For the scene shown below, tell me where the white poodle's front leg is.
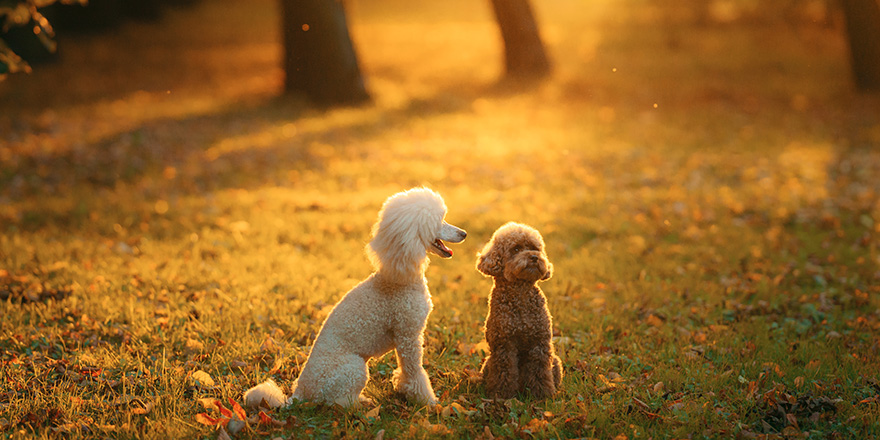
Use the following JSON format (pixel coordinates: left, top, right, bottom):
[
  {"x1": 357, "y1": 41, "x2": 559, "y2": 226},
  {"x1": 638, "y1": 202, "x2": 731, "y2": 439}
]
[{"x1": 392, "y1": 334, "x2": 437, "y2": 405}]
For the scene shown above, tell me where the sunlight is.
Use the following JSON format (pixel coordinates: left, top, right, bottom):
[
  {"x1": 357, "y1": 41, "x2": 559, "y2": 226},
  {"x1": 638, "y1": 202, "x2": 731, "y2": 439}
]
[{"x1": 3, "y1": 0, "x2": 880, "y2": 437}]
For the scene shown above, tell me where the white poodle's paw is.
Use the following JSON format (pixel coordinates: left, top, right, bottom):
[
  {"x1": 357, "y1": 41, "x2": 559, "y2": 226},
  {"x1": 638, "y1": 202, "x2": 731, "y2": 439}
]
[
  {"x1": 332, "y1": 393, "x2": 372, "y2": 408},
  {"x1": 243, "y1": 380, "x2": 287, "y2": 409},
  {"x1": 358, "y1": 394, "x2": 376, "y2": 406},
  {"x1": 392, "y1": 368, "x2": 437, "y2": 405}
]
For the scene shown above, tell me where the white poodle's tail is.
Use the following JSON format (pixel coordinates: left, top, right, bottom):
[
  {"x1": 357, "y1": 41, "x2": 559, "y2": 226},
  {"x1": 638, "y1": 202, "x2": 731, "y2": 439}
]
[{"x1": 243, "y1": 379, "x2": 288, "y2": 409}]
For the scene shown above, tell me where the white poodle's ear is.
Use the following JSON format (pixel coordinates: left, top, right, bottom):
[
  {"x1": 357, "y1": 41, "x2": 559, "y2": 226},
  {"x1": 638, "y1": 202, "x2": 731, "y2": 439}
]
[
  {"x1": 366, "y1": 189, "x2": 441, "y2": 280},
  {"x1": 367, "y1": 214, "x2": 427, "y2": 279},
  {"x1": 476, "y1": 240, "x2": 504, "y2": 278}
]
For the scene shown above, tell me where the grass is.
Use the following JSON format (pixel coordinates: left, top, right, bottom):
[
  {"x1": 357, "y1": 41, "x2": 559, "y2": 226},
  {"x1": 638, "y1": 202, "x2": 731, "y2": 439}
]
[{"x1": 2, "y1": 0, "x2": 880, "y2": 438}]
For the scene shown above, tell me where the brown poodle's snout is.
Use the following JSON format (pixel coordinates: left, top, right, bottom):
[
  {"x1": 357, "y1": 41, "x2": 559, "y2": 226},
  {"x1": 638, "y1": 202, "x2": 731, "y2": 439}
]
[{"x1": 504, "y1": 248, "x2": 552, "y2": 283}]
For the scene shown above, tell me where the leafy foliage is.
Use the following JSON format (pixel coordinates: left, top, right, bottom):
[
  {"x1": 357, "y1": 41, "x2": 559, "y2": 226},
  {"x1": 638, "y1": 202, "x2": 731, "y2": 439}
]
[{"x1": 0, "y1": 0, "x2": 85, "y2": 77}]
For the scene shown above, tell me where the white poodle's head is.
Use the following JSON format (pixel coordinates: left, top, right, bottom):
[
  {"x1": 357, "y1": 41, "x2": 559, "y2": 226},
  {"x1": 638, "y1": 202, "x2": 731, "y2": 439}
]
[{"x1": 367, "y1": 187, "x2": 467, "y2": 281}]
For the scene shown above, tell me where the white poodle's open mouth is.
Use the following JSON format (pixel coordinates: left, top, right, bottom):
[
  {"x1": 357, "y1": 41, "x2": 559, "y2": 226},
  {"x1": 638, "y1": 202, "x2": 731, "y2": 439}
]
[
  {"x1": 431, "y1": 239, "x2": 453, "y2": 258},
  {"x1": 428, "y1": 222, "x2": 466, "y2": 259}
]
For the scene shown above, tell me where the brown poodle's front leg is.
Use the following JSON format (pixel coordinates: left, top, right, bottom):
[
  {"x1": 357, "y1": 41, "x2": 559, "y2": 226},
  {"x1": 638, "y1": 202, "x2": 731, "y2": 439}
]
[
  {"x1": 481, "y1": 344, "x2": 520, "y2": 399},
  {"x1": 521, "y1": 344, "x2": 557, "y2": 399}
]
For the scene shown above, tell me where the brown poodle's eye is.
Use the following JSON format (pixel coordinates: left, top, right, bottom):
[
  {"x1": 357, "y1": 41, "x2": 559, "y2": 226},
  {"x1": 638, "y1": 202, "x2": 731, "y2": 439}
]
[{"x1": 511, "y1": 246, "x2": 521, "y2": 254}]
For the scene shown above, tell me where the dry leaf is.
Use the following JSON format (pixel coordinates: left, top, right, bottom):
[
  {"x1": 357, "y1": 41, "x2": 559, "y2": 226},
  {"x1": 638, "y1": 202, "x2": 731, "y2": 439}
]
[
  {"x1": 261, "y1": 337, "x2": 281, "y2": 354},
  {"x1": 228, "y1": 398, "x2": 247, "y2": 421},
  {"x1": 186, "y1": 338, "x2": 205, "y2": 351},
  {"x1": 478, "y1": 426, "x2": 495, "y2": 440},
  {"x1": 191, "y1": 370, "x2": 215, "y2": 388},
  {"x1": 653, "y1": 381, "x2": 665, "y2": 393},
  {"x1": 364, "y1": 405, "x2": 381, "y2": 420},
  {"x1": 214, "y1": 401, "x2": 234, "y2": 419},
  {"x1": 523, "y1": 418, "x2": 549, "y2": 432},
  {"x1": 440, "y1": 402, "x2": 466, "y2": 417},
  {"x1": 130, "y1": 401, "x2": 153, "y2": 415},
  {"x1": 250, "y1": 411, "x2": 289, "y2": 428},
  {"x1": 198, "y1": 398, "x2": 220, "y2": 411},
  {"x1": 268, "y1": 357, "x2": 286, "y2": 375},
  {"x1": 457, "y1": 340, "x2": 490, "y2": 355},
  {"x1": 195, "y1": 413, "x2": 227, "y2": 427},
  {"x1": 785, "y1": 413, "x2": 799, "y2": 429},
  {"x1": 416, "y1": 418, "x2": 450, "y2": 435}
]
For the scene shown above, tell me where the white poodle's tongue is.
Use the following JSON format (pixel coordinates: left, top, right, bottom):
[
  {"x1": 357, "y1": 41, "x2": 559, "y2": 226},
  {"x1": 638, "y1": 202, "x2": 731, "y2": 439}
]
[{"x1": 433, "y1": 239, "x2": 452, "y2": 257}]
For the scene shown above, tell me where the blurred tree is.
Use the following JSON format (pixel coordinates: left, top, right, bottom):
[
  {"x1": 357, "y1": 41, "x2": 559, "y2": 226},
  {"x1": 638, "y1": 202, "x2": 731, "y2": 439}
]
[
  {"x1": 490, "y1": 0, "x2": 551, "y2": 78},
  {"x1": 0, "y1": 0, "x2": 84, "y2": 77},
  {"x1": 1, "y1": 0, "x2": 176, "y2": 78},
  {"x1": 840, "y1": 0, "x2": 880, "y2": 91},
  {"x1": 279, "y1": 0, "x2": 369, "y2": 106},
  {"x1": 278, "y1": 0, "x2": 551, "y2": 106}
]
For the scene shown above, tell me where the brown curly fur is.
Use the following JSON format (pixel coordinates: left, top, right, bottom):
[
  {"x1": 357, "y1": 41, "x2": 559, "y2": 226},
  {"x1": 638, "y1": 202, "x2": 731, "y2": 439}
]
[{"x1": 477, "y1": 222, "x2": 563, "y2": 399}]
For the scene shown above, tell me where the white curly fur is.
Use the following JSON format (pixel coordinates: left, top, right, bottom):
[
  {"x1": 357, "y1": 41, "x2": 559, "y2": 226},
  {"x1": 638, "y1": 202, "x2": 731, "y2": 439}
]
[{"x1": 244, "y1": 188, "x2": 466, "y2": 408}]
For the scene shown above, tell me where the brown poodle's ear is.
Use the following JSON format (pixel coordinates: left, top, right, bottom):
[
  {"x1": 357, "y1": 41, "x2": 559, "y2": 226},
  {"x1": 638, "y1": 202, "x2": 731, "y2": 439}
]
[
  {"x1": 476, "y1": 241, "x2": 504, "y2": 277},
  {"x1": 540, "y1": 262, "x2": 553, "y2": 281}
]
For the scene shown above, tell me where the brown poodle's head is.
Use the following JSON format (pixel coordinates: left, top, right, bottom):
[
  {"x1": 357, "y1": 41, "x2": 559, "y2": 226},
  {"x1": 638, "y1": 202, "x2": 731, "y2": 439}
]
[{"x1": 476, "y1": 222, "x2": 552, "y2": 283}]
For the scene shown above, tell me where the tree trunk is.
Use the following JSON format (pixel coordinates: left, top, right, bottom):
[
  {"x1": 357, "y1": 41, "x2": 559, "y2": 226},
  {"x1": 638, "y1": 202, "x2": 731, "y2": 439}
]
[
  {"x1": 279, "y1": 0, "x2": 370, "y2": 105},
  {"x1": 840, "y1": 0, "x2": 880, "y2": 92},
  {"x1": 489, "y1": 0, "x2": 551, "y2": 78}
]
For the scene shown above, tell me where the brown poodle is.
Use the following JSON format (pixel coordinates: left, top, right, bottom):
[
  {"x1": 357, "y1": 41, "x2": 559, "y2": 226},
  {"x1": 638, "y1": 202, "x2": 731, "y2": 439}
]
[{"x1": 476, "y1": 222, "x2": 563, "y2": 399}]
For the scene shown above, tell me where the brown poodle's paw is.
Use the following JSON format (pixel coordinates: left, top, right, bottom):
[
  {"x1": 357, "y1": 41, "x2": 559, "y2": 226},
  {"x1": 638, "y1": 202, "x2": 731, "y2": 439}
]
[
  {"x1": 528, "y1": 382, "x2": 556, "y2": 400},
  {"x1": 487, "y1": 387, "x2": 518, "y2": 400}
]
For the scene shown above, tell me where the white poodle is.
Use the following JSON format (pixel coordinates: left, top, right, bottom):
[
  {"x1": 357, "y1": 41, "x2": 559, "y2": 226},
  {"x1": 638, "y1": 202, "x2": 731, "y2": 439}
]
[{"x1": 244, "y1": 187, "x2": 466, "y2": 408}]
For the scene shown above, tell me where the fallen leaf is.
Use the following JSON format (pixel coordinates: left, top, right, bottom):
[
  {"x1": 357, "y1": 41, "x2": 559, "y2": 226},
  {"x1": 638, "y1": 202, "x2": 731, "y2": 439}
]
[
  {"x1": 228, "y1": 398, "x2": 247, "y2": 421},
  {"x1": 214, "y1": 401, "x2": 234, "y2": 419},
  {"x1": 440, "y1": 402, "x2": 466, "y2": 417},
  {"x1": 261, "y1": 337, "x2": 281, "y2": 354},
  {"x1": 256, "y1": 411, "x2": 286, "y2": 427},
  {"x1": 191, "y1": 370, "x2": 215, "y2": 388},
  {"x1": 364, "y1": 405, "x2": 381, "y2": 420},
  {"x1": 478, "y1": 425, "x2": 494, "y2": 440},
  {"x1": 522, "y1": 418, "x2": 548, "y2": 432},
  {"x1": 198, "y1": 398, "x2": 219, "y2": 411},
  {"x1": 130, "y1": 401, "x2": 153, "y2": 415},
  {"x1": 195, "y1": 413, "x2": 226, "y2": 427},
  {"x1": 457, "y1": 340, "x2": 490, "y2": 355},
  {"x1": 186, "y1": 338, "x2": 205, "y2": 351}
]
